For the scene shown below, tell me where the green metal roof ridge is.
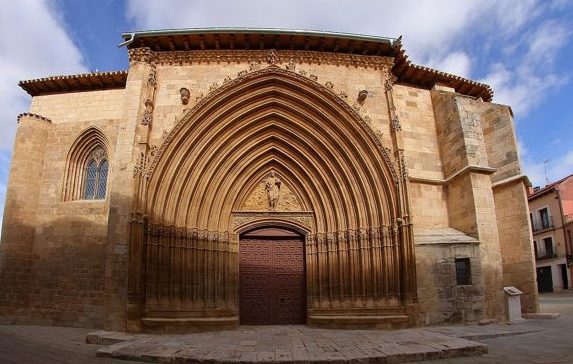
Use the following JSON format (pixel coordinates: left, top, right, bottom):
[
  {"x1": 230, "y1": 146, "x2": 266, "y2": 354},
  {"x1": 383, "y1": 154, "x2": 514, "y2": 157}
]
[{"x1": 120, "y1": 27, "x2": 399, "y2": 47}]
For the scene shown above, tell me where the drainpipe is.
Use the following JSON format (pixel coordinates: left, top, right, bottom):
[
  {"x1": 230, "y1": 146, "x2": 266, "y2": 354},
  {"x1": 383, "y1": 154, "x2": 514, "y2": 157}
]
[
  {"x1": 556, "y1": 188, "x2": 571, "y2": 287},
  {"x1": 119, "y1": 32, "x2": 135, "y2": 48}
]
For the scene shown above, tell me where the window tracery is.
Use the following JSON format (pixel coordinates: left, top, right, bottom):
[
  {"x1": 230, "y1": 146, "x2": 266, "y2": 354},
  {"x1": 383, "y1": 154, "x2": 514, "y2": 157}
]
[
  {"x1": 83, "y1": 147, "x2": 108, "y2": 200},
  {"x1": 62, "y1": 128, "x2": 110, "y2": 201}
]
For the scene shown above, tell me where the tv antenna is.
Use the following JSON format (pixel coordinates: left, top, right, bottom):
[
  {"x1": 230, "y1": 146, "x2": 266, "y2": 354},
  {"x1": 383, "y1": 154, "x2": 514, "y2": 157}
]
[{"x1": 543, "y1": 159, "x2": 551, "y2": 185}]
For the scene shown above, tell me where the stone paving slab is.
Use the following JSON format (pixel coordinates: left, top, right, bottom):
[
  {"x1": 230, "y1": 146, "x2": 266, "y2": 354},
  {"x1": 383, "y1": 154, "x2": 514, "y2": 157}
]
[
  {"x1": 426, "y1": 323, "x2": 544, "y2": 341},
  {"x1": 91, "y1": 326, "x2": 487, "y2": 363},
  {"x1": 522, "y1": 313, "x2": 560, "y2": 320}
]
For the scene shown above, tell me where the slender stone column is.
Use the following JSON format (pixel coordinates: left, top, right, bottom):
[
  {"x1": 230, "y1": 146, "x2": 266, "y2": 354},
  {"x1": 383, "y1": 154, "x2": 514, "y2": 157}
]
[{"x1": 105, "y1": 48, "x2": 154, "y2": 331}]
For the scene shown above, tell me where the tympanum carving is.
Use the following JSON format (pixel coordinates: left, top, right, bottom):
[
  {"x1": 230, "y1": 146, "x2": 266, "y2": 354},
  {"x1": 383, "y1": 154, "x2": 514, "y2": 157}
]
[{"x1": 265, "y1": 171, "x2": 281, "y2": 210}]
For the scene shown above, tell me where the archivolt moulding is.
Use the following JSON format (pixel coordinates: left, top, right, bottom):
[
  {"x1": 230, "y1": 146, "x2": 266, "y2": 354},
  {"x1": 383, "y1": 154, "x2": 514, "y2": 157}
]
[{"x1": 147, "y1": 65, "x2": 398, "y2": 184}]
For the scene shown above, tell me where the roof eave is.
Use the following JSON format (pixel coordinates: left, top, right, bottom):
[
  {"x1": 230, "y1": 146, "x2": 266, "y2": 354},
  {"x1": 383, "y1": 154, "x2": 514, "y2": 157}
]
[{"x1": 120, "y1": 27, "x2": 399, "y2": 46}]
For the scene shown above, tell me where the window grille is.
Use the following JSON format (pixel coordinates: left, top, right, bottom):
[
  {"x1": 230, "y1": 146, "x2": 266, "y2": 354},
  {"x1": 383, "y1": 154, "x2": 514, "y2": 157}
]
[
  {"x1": 84, "y1": 160, "x2": 98, "y2": 199},
  {"x1": 96, "y1": 160, "x2": 108, "y2": 199},
  {"x1": 455, "y1": 258, "x2": 471, "y2": 285},
  {"x1": 82, "y1": 147, "x2": 108, "y2": 200}
]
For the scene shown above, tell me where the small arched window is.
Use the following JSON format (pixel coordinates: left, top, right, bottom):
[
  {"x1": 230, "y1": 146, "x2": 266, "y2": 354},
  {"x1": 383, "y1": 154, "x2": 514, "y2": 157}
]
[{"x1": 83, "y1": 147, "x2": 108, "y2": 200}]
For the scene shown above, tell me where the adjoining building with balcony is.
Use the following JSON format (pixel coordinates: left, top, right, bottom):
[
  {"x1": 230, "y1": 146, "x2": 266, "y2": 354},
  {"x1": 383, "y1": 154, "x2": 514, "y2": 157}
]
[{"x1": 528, "y1": 173, "x2": 573, "y2": 293}]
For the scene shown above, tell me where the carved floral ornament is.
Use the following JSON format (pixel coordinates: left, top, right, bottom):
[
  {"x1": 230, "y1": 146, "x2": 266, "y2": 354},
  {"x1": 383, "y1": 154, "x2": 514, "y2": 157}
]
[
  {"x1": 128, "y1": 47, "x2": 393, "y2": 70},
  {"x1": 392, "y1": 117, "x2": 402, "y2": 131},
  {"x1": 147, "y1": 66, "x2": 157, "y2": 86},
  {"x1": 147, "y1": 64, "x2": 399, "y2": 185},
  {"x1": 232, "y1": 212, "x2": 314, "y2": 231},
  {"x1": 133, "y1": 145, "x2": 158, "y2": 178}
]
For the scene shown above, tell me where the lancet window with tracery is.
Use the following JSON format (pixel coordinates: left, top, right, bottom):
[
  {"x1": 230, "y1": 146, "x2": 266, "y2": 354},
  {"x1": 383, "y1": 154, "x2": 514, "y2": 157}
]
[
  {"x1": 83, "y1": 148, "x2": 108, "y2": 200},
  {"x1": 62, "y1": 128, "x2": 110, "y2": 202}
]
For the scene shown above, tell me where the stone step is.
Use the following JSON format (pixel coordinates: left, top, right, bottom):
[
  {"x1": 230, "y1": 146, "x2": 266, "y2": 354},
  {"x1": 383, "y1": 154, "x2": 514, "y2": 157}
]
[{"x1": 90, "y1": 326, "x2": 488, "y2": 363}]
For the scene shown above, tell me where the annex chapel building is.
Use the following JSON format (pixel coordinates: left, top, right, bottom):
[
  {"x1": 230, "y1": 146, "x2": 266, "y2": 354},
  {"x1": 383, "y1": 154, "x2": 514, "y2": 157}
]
[{"x1": 0, "y1": 29, "x2": 537, "y2": 332}]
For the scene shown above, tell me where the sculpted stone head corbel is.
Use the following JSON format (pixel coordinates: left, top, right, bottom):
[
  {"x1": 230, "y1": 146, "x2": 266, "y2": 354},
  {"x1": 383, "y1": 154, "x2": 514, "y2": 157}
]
[
  {"x1": 180, "y1": 87, "x2": 190, "y2": 105},
  {"x1": 357, "y1": 89, "x2": 368, "y2": 105}
]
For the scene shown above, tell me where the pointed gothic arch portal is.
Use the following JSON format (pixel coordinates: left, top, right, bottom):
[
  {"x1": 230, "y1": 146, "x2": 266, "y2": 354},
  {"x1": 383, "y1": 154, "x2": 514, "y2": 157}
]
[{"x1": 131, "y1": 66, "x2": 416, "y2": 331}]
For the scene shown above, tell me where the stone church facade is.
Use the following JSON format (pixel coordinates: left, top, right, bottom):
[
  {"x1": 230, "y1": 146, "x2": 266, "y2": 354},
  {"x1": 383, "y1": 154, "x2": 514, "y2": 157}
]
[{"x1": 0, "y1": 29, "x2": 537, "y2": 332}]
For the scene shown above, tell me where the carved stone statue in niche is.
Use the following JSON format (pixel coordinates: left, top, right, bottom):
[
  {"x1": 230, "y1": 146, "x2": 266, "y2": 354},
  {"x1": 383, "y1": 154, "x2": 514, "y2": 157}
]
[
  {"x1": 180, "y1": 87, "x2": 190, "y2": 105},
  {"x1": 265, "y1": 171, "x2": 281, "y2": 209}
]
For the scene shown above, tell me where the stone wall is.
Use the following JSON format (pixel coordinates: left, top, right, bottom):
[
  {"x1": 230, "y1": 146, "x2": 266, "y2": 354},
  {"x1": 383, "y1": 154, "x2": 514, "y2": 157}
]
[
  {"x1": 431, "y1": 88, "x2": 505, "y2": 320},
  {"x1": 415, "y1": 229, "x2": 484, "y2": 325},
  {"x1": 0, "y1": 89, "x2": 123, "y2": 328},
  {"x1": 0, "y1": 48, "x2": 537, "y2": 328},
  {"x1": 0, "y1": 115, "x2": 51, "y2": 323},
  {"x1": 29, "y1": 89, "x2": 125, "y2": 122},
  {"x1": 480, "y1": 102, "x2": 538, "y2": 313}
]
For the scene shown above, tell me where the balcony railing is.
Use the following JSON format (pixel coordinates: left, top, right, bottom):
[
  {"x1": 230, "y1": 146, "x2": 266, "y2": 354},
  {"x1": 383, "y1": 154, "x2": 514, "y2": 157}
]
[
  {"x1": 535, "y1": 252, "x2": 557, "y2": 261},
  {"x1": 531, "y1": 216, "x2": 554, "y2": 232}
]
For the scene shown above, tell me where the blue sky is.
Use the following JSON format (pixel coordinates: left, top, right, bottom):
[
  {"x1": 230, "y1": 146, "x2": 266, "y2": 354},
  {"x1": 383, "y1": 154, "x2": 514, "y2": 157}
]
[{"x1": 1, "y1": 0, "x2": 573, "y2": 232}]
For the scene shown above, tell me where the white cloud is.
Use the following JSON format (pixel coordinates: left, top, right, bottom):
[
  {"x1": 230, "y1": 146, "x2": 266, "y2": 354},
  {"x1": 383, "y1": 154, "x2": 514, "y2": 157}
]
[
  {"x1": 519, "y1": 139, "x2": 573, "y2": 187},
  {"x1": 0, "y1": 0, "x2": 87, "y2": 150},
  {"x1": 125, "y1": 0, "x2": 493, "y2": 63},
  {"x1": 428, "y1": 51, "x2": 472, "y2": 78},
  {"x1": 0, "y1": 1, "x2": 88, "y2": 237},
  {"x1": 126, "y1": 0, "x2": 569, "y2": 112},
  {"x1": 483, "y1": 19, "x2": 570, "y2": 115}
]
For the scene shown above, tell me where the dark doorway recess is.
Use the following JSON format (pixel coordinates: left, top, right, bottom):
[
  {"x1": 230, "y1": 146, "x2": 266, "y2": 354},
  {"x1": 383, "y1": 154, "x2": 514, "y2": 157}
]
[
  {"x1": 560, "y1": 264, "x2": 568, "y2": 290},
  {"x1": 239, "y1": 227, "x2": 306, "y2": 325},
  {"x1": 537, "y1": 266, "x2": 553, "y2": 293}
]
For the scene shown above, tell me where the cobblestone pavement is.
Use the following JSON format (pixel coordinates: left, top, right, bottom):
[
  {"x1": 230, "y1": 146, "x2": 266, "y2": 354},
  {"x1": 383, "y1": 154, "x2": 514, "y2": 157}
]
[{"x1": 0, "y1": 292, "x2": 571, "y2": 363}]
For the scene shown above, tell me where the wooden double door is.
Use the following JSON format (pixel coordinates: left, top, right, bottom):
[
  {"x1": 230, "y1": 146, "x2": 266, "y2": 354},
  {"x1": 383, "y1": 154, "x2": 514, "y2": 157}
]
[{"x1": 239, "y1": 228, "x2": 306, "y2": 325}]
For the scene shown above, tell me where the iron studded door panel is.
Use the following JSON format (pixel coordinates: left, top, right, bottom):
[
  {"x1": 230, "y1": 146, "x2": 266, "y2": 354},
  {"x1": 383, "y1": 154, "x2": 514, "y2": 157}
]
[
  {"x1": 240, "y1": 238, "x2": 305, "y2": 324},
  {"x1": 239, "y1": 240, "x2": 272, "y2": 324},
  {"x1": 273, "y1": 240, "x2": 306, "y2": 324}
]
